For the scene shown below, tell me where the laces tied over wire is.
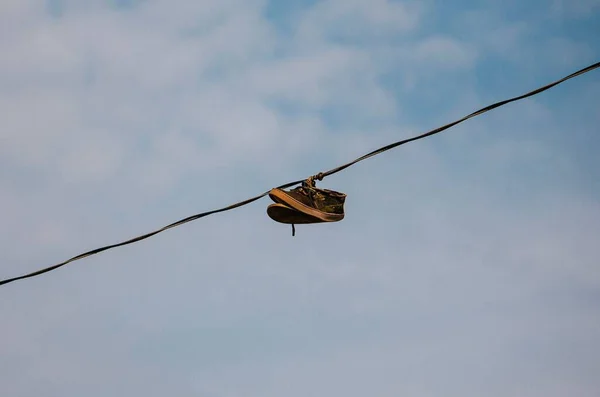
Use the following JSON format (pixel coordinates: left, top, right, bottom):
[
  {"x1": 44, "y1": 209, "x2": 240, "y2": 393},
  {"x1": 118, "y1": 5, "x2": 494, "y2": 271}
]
[{"x1": 303, "y1": 176, "x2": 316, "y2": 188}]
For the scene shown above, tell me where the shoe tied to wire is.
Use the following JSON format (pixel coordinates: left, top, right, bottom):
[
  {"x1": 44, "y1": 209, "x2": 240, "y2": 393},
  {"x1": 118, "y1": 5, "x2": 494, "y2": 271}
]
[{"x1": 267, "y1": 176, "x2": 346, "y2": 224}]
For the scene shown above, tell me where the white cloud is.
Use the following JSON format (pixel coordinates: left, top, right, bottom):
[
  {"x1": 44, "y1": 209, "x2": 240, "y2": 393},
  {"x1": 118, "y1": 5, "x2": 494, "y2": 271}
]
[
  {"x1": 412, "y1": 35, "x2": 478, "y2": 68},
  {"x1": 293, "y1": 0, "x2": 421, "y2": 46}
]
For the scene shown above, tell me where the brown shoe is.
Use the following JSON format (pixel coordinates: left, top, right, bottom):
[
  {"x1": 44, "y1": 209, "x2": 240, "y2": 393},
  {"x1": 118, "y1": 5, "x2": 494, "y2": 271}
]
[{"x1": 268, "y1": 178, "x2": 346, "y2": 223}]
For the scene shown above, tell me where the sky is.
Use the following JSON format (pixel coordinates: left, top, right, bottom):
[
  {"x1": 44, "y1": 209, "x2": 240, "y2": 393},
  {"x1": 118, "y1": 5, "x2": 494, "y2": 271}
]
[{"x1": 1, "y1": 0, "x2": 599, "y2": 396}]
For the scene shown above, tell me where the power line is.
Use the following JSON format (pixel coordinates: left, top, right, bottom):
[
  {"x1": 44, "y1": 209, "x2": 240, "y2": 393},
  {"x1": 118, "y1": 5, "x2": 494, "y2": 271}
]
[{"x1": 1, "y1": 61, "x2": 598, "y2": 287}]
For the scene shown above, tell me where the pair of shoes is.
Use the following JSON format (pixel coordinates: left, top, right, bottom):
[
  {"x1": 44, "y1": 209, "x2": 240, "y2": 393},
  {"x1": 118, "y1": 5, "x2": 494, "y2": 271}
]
[{"x1": 267, "y1": 176, "x2": 346, "y2": 235}]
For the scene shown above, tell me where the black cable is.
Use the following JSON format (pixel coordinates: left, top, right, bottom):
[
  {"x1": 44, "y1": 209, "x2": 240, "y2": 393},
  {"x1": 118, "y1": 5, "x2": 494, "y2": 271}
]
[
  {"x1": 1, "y1": 61, "x2": 598, "y2": 287},
  {"x1": 0, "y1": 179, "x2": 303, "y2": 287},
  {"x1": 319, "y1": 61, "x2": 600, "y2": 178}
]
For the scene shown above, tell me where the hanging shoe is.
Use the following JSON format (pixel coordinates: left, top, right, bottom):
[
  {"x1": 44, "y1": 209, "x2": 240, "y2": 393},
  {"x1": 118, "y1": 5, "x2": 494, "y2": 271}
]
[{"x1": 267, "y1": 177, "x2": 346, "y2": 223}]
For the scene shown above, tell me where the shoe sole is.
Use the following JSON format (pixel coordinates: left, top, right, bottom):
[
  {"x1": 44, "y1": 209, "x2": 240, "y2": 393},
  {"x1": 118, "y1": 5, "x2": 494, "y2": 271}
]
[
  {"x1": 268, "y1": 188, "x2": 344, "y2": 223},
  {"x1": 267, "y1": 203, "x2": 324, "y2": 224}
]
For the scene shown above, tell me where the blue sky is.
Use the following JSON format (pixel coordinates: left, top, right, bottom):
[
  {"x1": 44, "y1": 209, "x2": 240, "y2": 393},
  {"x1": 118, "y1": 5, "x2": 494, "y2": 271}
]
[{"x1": 1, "y1": 0, "x2": 599, "y2": 396}]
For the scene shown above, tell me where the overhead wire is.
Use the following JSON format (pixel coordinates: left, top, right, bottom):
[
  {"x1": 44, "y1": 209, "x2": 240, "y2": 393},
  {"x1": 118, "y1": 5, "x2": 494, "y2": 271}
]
[{"x1": 1, "y1": 61, "x2": 598, "y2": 287}]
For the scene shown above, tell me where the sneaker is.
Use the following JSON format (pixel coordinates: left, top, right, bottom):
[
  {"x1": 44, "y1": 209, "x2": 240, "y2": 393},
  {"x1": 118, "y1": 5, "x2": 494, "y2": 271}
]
[{"x1": 267, "y1": 178, "x2": 346, "y2": 223}]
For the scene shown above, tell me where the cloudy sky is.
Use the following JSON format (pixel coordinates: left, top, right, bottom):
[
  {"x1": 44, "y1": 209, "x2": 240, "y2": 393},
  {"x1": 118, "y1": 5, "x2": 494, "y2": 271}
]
[{"x1": 1, "y1": 0, "x2": 599, "y2": 396}]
